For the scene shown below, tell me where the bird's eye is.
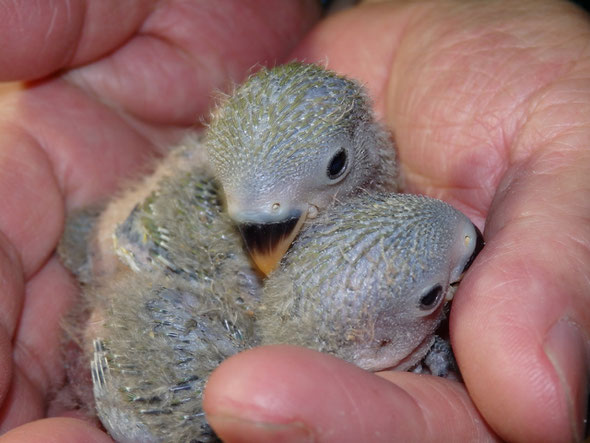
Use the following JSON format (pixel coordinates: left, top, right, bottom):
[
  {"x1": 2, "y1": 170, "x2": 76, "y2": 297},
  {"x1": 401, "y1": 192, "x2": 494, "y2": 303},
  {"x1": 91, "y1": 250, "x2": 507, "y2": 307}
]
[
  {"x1": 419, "y1": 284, "x2": 444, "y2": 311},
  {"x1": 327, "y1": 149, "x2": 348, "y2": 180}
]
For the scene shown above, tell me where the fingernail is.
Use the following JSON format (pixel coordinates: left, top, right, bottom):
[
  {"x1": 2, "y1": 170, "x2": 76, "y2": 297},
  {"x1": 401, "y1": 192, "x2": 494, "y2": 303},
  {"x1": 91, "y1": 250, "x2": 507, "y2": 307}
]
[
  {"x1": 207, "y1": 413, "x2": 314, "y2": 443},
  {"x1": 544, "y1": 319, "x2": 589, "y2": 441}
]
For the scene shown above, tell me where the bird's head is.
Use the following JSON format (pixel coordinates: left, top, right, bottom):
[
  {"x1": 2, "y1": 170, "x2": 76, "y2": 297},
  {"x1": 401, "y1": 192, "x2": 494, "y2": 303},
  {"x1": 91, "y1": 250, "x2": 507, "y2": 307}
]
[
  {"x1": 259, "y1": 193, "x2": 484, "y2": 372},
  {"x1": 206, "y1": 63, "x2": 397, "y2": 275}
]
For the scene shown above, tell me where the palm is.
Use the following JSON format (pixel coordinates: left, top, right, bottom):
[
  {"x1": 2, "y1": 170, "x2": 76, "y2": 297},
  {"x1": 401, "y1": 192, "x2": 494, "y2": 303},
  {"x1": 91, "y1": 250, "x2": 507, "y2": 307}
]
[{"x1": 0, "y1": 1, "x2": 319, "y2": 440}]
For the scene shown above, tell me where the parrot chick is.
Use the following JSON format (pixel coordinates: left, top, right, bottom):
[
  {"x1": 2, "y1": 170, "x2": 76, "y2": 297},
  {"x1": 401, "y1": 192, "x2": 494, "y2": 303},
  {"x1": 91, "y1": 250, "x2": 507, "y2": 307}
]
[
  {"x1": 83, "y1": 167, "x2": 260, "y2": 443},
  {"x1": 91, "y1": 271, "x2": 258, "y2": 443},
  {"x1": 259, "y1": 193, "x2": 483, "y2": 374},
  {"x1": 206, "y1": 62, "x2": 398, "y2": 274}
]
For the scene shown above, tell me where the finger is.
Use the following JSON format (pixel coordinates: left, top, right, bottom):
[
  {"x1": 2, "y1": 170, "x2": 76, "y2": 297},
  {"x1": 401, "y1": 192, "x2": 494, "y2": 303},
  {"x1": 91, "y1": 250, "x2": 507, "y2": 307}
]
[
  {"x1": 0, "y1": 257, "x2": 78, "y2": 431},
  {"x1": 1, "y1": 417, "x2": 112, "y2": 443},
  {"x1": 0, "y1": 116, "x2": 66, "y2": 278},
  {"x1": 14, "y1": 257, "x2": 80, "y2": 394},
  {"x1": 454, "y1": 145, "x2": 590, "y2": 441},
  {"x1": 0, "y1": 0, "x2": 152, "y2": 81},
  {"x1": 67, "y1": 0, "x2": 321, "y2": 126},
  {"x1": 10, "y1": 79, "x2": 162, "y2": 212},
  {"x1": 0, "y1": 227, "x2": 24, "y2": 420},
  {"x1": 204, "y1": 345, "x2": 497, "y2": 442},
  {"x1": 0, "y1": 231, "x2": 24, "y2": 351},
  {"x1": 0, "y1": 369, "x2": 45, "y2": 432}
]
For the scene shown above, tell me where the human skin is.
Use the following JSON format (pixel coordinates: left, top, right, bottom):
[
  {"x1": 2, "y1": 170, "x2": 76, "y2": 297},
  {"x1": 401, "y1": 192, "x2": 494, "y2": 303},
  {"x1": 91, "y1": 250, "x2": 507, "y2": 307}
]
[{"x1": 1, "y1": 1, "x2": 589, "y2": 442}]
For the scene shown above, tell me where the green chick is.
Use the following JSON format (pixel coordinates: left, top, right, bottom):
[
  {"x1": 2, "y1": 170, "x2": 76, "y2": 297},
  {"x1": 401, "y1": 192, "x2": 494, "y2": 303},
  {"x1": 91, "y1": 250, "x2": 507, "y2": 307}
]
[
  {"x1": 87, "y1": 166, "x2": 260, "y2": 443},
  {"x1": 206, "y1": 62, "x2": 398, "y2": 275},
  {"x1": 260, "y1": 193, "x2": 483, "y2": 375},
  {"x1": 91, "y1": 274, "x2": 258, "y2": 443}
]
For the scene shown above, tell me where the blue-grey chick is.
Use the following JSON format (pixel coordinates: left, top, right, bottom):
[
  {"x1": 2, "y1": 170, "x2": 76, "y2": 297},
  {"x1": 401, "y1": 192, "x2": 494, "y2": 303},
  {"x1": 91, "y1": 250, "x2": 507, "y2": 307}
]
[
  {"x1": 86, "y1": 166, "x2": 260, "y2": 443},
  {"x1": 206, "y1": 63, "x2": 398, "y2": 274},
  {"x1": 259, "y1": 193, "x2": 483, "y2": 375}
]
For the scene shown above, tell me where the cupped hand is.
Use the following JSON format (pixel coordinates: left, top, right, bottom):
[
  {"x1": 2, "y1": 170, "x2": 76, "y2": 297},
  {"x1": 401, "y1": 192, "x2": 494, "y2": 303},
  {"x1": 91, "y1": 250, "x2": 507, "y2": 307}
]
[
  {"x1": 204, "y1": 1, "x2": 590, "y2": 442},
  {"x1": 0, "y1": 0, "x2": 320, "y2": 441}
]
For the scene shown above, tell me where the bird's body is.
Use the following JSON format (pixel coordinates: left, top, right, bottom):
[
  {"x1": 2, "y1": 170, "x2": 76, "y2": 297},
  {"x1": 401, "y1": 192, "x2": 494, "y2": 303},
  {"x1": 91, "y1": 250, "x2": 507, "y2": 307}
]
[
  {"x1": 84, "y1": 165, "x2": 260, "y2": 443},
  {"x1": 91, "y1": 272, "x2": 257, "y2": 443},
  {"x1": 57, "y1": 63, "x2": 484, "y2": 442}
]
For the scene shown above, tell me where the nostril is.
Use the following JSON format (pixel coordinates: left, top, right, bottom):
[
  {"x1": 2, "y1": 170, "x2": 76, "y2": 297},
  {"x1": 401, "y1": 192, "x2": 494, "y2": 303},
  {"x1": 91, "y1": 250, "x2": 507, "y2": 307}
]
[{"x1": 462, "y1": 226, "x2": 485, "y2": 274}]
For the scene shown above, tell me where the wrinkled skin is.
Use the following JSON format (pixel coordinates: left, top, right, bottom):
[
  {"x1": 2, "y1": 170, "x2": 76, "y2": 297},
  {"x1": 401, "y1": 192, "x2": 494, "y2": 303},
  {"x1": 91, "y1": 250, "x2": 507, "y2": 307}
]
[{"x1": 0, "y1": 1, "x2": 589, "y2": 442}]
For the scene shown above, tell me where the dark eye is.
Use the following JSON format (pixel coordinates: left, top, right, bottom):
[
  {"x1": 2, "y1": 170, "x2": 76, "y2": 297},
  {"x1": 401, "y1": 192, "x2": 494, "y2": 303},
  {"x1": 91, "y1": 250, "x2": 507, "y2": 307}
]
[
  {"x1": 327, "y1": 149, "x2": 348, "y2": 180},
  {"x1": 419, "y1": 284, "x2": 443, "y2": 310}
]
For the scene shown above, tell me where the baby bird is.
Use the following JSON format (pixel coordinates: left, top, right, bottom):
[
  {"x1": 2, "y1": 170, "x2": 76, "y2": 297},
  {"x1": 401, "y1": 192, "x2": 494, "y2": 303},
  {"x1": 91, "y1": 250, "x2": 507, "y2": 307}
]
[
  {"x1": 87, "y1": 166, "x2": 260, "y2": 443},
  {"x1": 260, "y1": 193, "x2": 483, "y2": 375},
  {"x1": 206, "y1": 63, "x2": 398, "y2": 274}
]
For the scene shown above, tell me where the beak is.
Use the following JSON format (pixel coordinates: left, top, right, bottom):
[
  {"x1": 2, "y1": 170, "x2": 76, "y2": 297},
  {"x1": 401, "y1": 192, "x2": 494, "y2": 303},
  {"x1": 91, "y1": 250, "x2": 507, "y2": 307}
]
[
  {"x1": 461, "y1": 226, "x2": 485, "y2": 274},
  {"x1": 450, "y1": 225, "x2": 485, "y2": 296},
  {"x1": 237, "y1": 212, "x2": 306, "y2": 276}
]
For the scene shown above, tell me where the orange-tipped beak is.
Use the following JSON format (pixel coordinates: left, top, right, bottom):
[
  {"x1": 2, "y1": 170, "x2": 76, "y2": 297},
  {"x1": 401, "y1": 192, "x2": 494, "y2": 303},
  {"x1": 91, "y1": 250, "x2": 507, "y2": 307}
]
[{"x1": 237, "y1": 214, "x2": 306, "y2": 276}]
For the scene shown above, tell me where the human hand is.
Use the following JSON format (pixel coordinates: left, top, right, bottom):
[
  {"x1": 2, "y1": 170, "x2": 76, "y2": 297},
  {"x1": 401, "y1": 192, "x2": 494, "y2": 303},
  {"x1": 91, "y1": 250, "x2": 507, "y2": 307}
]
[
  {"x1": 203, "y1": 1, "x2": 590, "y2": 441},
  {"x1": 0, "y1": 1, "x2": 320, "y2": 441}
]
